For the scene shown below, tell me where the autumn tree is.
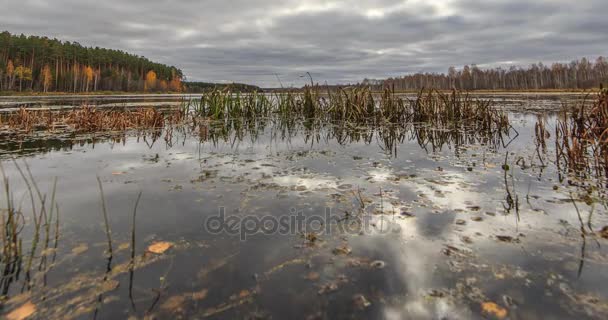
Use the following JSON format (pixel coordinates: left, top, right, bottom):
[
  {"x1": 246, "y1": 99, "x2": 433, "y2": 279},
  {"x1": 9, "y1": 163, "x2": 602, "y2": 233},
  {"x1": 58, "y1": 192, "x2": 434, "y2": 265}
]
[
  {"x1": 41, "y1": 64, "x2": 53, "y2": 92},
  {"x1": 159, "y1": 79, "x2": 168, "y2": 91},
  {"x1": 14, "y1": 66, "x2": 33, "y2": 91},
  {"x1": 145, "y1": 70, "x2": 158, "y2": 92},
  {"x1": 84, "y1": 66, "x2": 94, "y2": 92},
  {"x1": 0, "y1": 31, "x2": 183, "y2": 92},
  {"x1": 169, "y1": 76, "x2": 182, "y2": 92}
]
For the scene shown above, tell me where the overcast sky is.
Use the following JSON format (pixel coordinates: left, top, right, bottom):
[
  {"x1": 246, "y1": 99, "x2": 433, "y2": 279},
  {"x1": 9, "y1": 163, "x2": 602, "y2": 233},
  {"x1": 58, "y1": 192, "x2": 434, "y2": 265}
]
[{"x1": 2, "y1": 0, "x2": 607, "y2": 87}]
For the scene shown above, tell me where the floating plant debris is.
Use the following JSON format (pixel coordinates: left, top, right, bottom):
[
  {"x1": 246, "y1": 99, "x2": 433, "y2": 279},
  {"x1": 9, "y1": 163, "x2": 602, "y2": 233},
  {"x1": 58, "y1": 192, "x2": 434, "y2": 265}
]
[{"x1": 147, "y1": 241, "x2": 174, "y2": 254}]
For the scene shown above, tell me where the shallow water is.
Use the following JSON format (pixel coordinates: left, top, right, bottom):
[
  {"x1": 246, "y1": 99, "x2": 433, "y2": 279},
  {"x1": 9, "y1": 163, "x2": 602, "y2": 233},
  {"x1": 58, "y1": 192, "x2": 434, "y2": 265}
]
[
  {"x1": 0, "y1": 92, "x2": 589, "y2": 112},
  {"x1": 0, "y1": 97, "x2": 607, "y2": 319}
]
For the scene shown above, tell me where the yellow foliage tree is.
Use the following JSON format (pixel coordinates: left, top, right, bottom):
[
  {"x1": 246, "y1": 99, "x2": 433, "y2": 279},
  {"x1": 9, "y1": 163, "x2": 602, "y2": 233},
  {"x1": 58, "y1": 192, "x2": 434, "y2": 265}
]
[
  {"x1": 14, "y1": 66, "x2": 33, "y2": 91},
  {"x1": 42, "y1": 64, "x2": 53, "y2": 92},
  {"x1": 169, "y1": 76, "x2": 182, "y2": 92},
  {"x1": 159, "y1": 80, "x2": 168, "y2": 91},
  {"x1": 145, "y1": 70, "x2": 158, "y2": 92},
  {"x1": 84, "y1": 66, "x2": 94, "y2": 91}
]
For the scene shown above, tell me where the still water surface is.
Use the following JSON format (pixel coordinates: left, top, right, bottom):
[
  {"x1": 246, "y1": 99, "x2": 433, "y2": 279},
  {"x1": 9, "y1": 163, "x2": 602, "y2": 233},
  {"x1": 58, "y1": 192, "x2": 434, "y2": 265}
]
[{"x1": 0, "y1": 94, "x2": 607, "y2": 319}]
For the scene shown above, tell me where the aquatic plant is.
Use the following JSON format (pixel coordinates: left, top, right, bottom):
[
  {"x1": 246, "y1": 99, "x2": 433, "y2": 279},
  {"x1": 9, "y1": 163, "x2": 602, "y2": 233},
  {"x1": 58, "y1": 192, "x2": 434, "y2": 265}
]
[
  {"x1": 181, "y1": 86, "x2": 510, "y2": 129},
  {"x1": 555, "y1": 88, "x2": 608, "y2": 179},
  {"x1": 0, "y1": 160, "x2": 60, "y2": 296},
  {"x1": 1, "y1": 87, "x2": 511, "y2": 140},
  {"x1": 0, "y1": 106, "x2": 183, "y2": 134}
]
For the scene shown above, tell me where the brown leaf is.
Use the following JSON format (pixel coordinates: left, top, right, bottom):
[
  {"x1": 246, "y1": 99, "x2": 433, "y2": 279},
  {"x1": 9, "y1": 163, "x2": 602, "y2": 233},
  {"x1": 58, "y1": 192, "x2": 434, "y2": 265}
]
[
  {"x1": 332, "y1": 245, "x2": 352, "y2": 256},
  {"x1": 353, "y1": 294, "x2": 371, "y2": 310},
  {"x1": 71, "y1": 243, "x2": 89, "y2": 255},
  {"x1": 147, "y1": 241, "x2": 173, "y2": 254},
  {"x1": 99, "y1": 280, "x2": 120, "y2": 293},
  {"x1": 191, "y1": 289, "x2": 209, "y2": 301},
  {"x1": 6, "y1": 301, "x2": 36, "y2": 320},
  {"x1": 238, "y1": 289, "x2": 251, "y2": 299},
  {"x1": 481, "y1": 301, "x2": 508, "y2": 319},
  {"x1": 117, "y1": 243, "x2": 131, "y2": 251},
  {"x1": 306, "y1": 272, "x2": 320, "y2": 281},
  {"x1": 600, "y1": 226, "x2": 608, "y2": 239},
  {"x1": 161, "y1": 295, "x2": 186, "y2": 311},
  {"x1": 496, "y1": 235, "x2": 519, "y2": 243}
]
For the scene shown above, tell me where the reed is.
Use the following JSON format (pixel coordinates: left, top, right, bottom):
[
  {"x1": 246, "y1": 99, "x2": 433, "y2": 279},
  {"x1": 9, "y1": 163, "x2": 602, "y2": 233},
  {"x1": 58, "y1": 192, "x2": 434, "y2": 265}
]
[
  {"x1": 555, "y1": 88, "x2": 608, "y2": 178},
  {"x1": 0, "y1": 160, "x2": 60, "y2": 295},
  {"x1": 181, "y1": 87, "x2": 510, "y2": 130},
  {"x1": 2, "y1": 88, "x2": 511, "y2": 141},
  {"x1": 96, "y1": 176, "x2": 113, "y2": 257},
  {"x1": 1, "y1": 106, "x2": 183, "y2": 134}
]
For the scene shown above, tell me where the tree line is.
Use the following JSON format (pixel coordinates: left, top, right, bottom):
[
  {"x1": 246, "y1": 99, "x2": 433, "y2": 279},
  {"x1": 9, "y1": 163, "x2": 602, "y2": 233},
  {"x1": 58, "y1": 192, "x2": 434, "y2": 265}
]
[
  {"x1": 363, "y1": 57, "x2": 608, "y2": 91},
  {"x1": 183, "y1": 82, "x2": 261, "y2": 93},
  {"x1": 0, "y1": 31, "x2": 183, "y2": 93}
]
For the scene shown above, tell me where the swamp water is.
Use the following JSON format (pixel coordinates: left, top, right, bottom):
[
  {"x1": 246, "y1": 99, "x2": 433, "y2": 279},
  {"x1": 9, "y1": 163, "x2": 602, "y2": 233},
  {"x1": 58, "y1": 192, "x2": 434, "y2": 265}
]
[{"x1": 0, "y1": 94, "x2": 607, "y2": 319}]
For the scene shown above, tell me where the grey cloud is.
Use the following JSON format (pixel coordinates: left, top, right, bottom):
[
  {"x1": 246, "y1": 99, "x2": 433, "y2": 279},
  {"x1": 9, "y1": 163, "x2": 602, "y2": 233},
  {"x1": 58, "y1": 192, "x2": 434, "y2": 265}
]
[{"x1": 2, "y1": 0, "x2": 607, "y2": 87}]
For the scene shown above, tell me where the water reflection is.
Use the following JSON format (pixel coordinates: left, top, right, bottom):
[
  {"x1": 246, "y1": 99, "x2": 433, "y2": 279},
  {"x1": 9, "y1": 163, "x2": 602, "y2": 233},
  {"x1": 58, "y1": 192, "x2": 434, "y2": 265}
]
[
  {"x1": 1, "y1": 115, "x2": 517, "y2": 160},
  {"x1": 0, "y1": 112, "x2": 607, "y2": 319}
]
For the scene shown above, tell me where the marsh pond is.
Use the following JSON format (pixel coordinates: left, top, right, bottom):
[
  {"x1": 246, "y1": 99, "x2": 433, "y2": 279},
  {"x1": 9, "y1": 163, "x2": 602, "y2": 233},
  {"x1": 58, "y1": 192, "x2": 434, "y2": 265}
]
[{"x1": 0, "y1": 90, "x2": 607, "y2": 319}]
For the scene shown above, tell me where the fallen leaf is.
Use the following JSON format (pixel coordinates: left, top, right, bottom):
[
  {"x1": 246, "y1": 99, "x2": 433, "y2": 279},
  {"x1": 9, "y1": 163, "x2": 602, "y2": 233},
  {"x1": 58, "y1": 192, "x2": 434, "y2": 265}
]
[
  {"x1": 455, "y1": 219, "x2": 467, "y2": 226},
  {"x1": 71, "y1": 243, "x2": 89, "y2": 255},
  {"x1": 306, "y1": 272, "x2": 320, "y2": 281},
  {"x1": 192, "y1": 289, "x2": 209, "y2": 300},
  {"x1": 238, "y1": 289, "x2": 251, "y2": 299},
  {"x1": 99, "y1": 280, "x2": 120, "y2": 293},
  {"x1": 332, "y1": 245, "x2": 352, "y2": 256},
  {"x1": 318, "y1": 282, "x2": 339, "y2": 295},
  {"x1": 600, "y1": 226, "x2": 608, "y2": 239},
  {"x1": 117, "y1": 243, "x2": 131, "y2": 251},
  {"x1": 147, "y1": 241, "x2": 173, "y2": 254},
  {"x1": 6, "y1": 301, "x2": 36, "y2": 320},
  {"x1": 496, "y1": 235, "x2": 519, "y2": 243},
  {"x1": 161, "y1": 295, "x2": 186, "y2": 311},
  {"x1": 353, "y1": 294, "x2": 371, "y2": 309},
  {"x1": 481, "y1": 301, "x2": 508, "y2": 319}
]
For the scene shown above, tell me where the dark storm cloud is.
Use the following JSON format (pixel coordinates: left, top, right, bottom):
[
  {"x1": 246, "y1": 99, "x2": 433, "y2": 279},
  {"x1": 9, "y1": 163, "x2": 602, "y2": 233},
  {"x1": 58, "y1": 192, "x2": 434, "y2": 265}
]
[{"x1": 2, "y1": 0, "x2": 607, "y2": 86}]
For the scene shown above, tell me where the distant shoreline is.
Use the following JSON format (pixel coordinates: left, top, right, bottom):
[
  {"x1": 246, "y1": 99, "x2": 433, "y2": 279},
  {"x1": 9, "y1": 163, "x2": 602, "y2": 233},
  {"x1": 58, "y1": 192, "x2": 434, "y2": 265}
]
[
  {"x1": 0, "y1": 91, "x2": 186, "y2": 97},
  {"x1": 0, "y1": 88, "x2": 597, "y2": 98}
]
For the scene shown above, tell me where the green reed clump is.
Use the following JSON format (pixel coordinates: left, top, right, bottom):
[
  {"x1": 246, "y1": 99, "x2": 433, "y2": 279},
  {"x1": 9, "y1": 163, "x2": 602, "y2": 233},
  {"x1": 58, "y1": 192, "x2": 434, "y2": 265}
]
[{"x1": 182, "y1": 87, "x2": 508, "y2": 131}]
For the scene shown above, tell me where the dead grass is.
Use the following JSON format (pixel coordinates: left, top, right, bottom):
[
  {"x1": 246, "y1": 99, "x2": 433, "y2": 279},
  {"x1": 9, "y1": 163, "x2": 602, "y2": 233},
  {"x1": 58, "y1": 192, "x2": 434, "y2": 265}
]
[
  {"x1": 0, "y1": 106, "x2": 183, "y2": 134},
  {"x1": 555, "y1": 88, "x2": 608, "y2": 178}
]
